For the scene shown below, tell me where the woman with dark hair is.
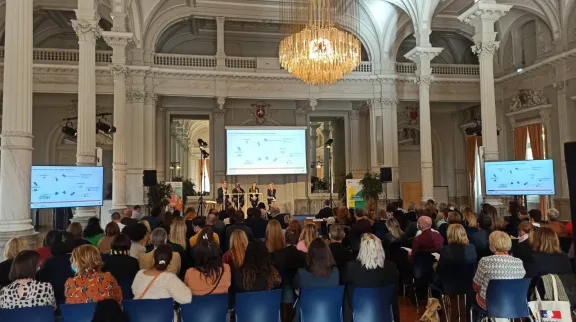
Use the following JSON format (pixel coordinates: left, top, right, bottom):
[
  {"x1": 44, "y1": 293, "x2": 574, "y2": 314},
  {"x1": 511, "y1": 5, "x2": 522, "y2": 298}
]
[
  {"x1": 38, "y1": 231, "x2": 76, "y2": 304},
  {"x1": 131, "y1": 244, "x2": 191, "y2": 303},
  {"x1": 36, "y1": 229, "x2": 58, "y2": 264},
  {"x1": 102, "y1": 234, "x2": 140, "y2": 299},
  {"x1": 98, "y1": 222, "x2": 121, "y2": 254},
  {"x1": 92, "y1": 299, "x2": 127, "y2": 322},
  {"x1": 185, "y1": 240, "x2": 231, "y2": 295},
  {"x1": 232, "y1": 240, "x2": 281, "y2": 292},
  {"x1": 83, "y1": 217, "x2": 105, "y2": 246},
  {"x1": 125, "y1": 223, "x2": 148, "y2": 259},
  {"x1": 0, "y1": 250, "x2": 56, "y2": 309},
  {"x1": 295, "y1": 238, "x2": 339, "y2": 290},
  {"x1": 67, "y1": 222, "x2": 91, "y2": 248}
]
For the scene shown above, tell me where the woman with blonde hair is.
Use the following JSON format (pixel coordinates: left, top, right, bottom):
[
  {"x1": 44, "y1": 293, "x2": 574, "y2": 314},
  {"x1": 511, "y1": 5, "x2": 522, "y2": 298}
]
[
  {"x1": 297, "y1": 223, "x2": 318, "y2": 253},
  {"x1": 65, "y1": 245, "x2": 122, "y2": 304},
  {"x1": 382, "y1": 217, "x2": 403, "y2": 254},
  {"x1": 223, "y1": 230, "x2": 248, "y2": 269},
  {"x1": 0, "y1": 237, "x2": 28, "y2": 287},
  {"x1": 524, "y1": 227, "x2": 572, "y2": 277},
  {"x1": 265, "y1": 220, "x2": 286, "y2": 253},
  {"x1": 435, "y1": 224, "x2": 476, "y2": 282},
  {"x1": 169, "y1": 220, "x2": 188, "y2": 250},
  {"x1": 461, "y1": 207, "x2": 478, "y2": 236}
]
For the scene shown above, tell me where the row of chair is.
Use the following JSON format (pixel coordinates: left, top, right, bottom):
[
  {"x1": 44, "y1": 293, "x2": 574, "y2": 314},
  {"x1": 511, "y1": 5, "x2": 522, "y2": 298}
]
[{"x1": 0, "y1": 285, "x2": 398, "y2": 322}]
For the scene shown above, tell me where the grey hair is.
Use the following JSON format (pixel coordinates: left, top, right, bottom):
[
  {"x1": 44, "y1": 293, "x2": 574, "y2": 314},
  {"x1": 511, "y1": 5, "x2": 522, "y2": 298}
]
[
  {"x1": 357, "y1": 233, "x2": 385, "y2": 270},
  {"x1": 408, "y1": 202, "x2": 416, "y2": 212},
  {"x1": 269, "y1": 206, "x2": 280, "y2": 216},
  {"x1": 151, "y1": 228, "x2": 167, "y2": 247},
  {"x1": 329, "y1": 224, "x2": 345, "y2": 241}
]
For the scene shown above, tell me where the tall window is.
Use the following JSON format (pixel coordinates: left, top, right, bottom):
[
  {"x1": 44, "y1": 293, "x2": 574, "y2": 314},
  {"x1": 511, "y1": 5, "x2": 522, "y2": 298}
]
[
  {"x1": 201, "y1": 159, "x2": 210, "y2": 193},
  {"x1": 525, "y1": 125, "x2": 546, "y2": 207},
  {"x1": 474, "y1": 145, "x2": 483, "y2": 213}
]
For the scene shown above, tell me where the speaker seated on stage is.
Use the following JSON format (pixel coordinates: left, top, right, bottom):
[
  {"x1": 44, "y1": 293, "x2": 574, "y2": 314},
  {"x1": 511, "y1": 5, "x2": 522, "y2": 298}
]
[
  {"x1": 216, "y1": 181, "x2": 229, "y2": 206},
  {"x1": 316, "y1": 200, "x2": 333, "y2": 219},
  {"x1": 232, "y1": 183, "x2": 245, "y2": 208}
]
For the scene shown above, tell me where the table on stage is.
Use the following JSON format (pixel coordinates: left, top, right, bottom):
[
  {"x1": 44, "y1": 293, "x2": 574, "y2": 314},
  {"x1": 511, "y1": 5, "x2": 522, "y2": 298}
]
[{"x1": 224, "y1": 192, "x2": 264, "y2": 215}]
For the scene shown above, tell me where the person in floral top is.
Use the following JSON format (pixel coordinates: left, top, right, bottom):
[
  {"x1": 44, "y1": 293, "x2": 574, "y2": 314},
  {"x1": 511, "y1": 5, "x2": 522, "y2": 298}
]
[{"x1": 65, "y1": 245, "x2": 122, "y2": 304}]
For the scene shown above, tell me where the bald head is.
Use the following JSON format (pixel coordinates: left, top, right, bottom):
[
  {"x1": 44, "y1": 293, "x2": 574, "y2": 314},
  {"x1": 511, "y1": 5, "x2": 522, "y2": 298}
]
[{"x1": 418, "y1": 216, "x2": 432, "y2": 230}]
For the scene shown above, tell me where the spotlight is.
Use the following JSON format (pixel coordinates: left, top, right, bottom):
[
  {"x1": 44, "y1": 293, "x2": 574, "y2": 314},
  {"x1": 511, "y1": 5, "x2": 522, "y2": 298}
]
[
  {"x1": 200, "y1": 149, "x2": 209, "y2": 158},
  {"x1": 61, "y1": 125, "x2": 77, "y2": 137},
  {"x1": 96, "y1": 121, "x2": 116, "y2": 134},
  {"x1": 324, "y1": 138, "x2": 334, "y2": 148},
  {"x1": 198, "y1": 138, "x2": 208, "y2": 147},
  {"x1": 516, "y1": 68, "x2": 524, "y2": 73}
]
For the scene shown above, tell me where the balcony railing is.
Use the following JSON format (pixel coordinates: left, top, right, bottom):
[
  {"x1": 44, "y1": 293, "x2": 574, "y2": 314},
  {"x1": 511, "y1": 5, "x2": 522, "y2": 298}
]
[
  {"x1": 395, "y1": 62, "x2": 480, "y2": 76},
  {"x1": 354, "y1": 61, "x2": 372, "y2": 73},
  {"x1": 0, "y1": 47, "x2": 112, "y2": 65},
  {"x1": 154, "y1": 53, "x2": 216, "y2": 68},
  {"x1": 225, "y1": 56, "x2": 257, "y2": 69}
]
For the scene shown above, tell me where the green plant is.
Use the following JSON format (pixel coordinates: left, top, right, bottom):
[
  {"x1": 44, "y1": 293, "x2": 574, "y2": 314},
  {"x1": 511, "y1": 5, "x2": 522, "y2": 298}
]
[
  {"x1": 311, "y1": 176, "x2": 328, "y2": 193},
  {"x1": 147, "y1": 182, "x2": 172, "y2": 211},
  {"x1": 359, "y1": 172, "x2": 382, "y2": 211},
  {"x1": 182, "y1": 179, "x2": 197, "y2": 200},
  {"x1": 336, "y1": 173, "x2": 353, "y2": 200}
]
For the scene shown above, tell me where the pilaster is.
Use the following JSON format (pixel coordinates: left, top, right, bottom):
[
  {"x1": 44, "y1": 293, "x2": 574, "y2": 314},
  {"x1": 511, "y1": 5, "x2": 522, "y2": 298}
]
[
  {"x1": 212, "y1": 100, "x2": 226, "y2": 187},
  {"x1": 216, "y1": 17, "x2": 226, "y2": 69},
  {"x1": 156, "y1": 107, "x2": 167, "y2": 182},
  {"x1": 553, "y1": 81, "x2": 570, "y2": 199}
]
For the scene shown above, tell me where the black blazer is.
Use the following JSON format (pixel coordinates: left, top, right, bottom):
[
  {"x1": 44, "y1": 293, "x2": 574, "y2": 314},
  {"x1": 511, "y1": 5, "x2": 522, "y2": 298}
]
[
  {"x1": 245, "y1": 218, "x2": 268, "y2": 239},
  {"x1": 470, "y1": 230, "x2": 491, "y2": 260},
  {"x1": 524, "y1": 252, "x2": 573, "y2": 278},
  {"x1": 316, "y1": 207, "x2": 333, "y2": 219},
  {"x1": 273, "y1": 246, "x2": 307, "y2": 271},
  {"x1": 102, "y1": 254, "x2": 140, "y2": 299},
  {"x1": 37, "y1": 254, "x2": 75, "y2": 304},
  {"x1": 436, "y1": 244, "x2": 477, "y2": 278},
  {"x1": 513, "y1": 239, "x2": 533, "y2": 262},
  {"x1": 0, "y1": 259, "x2": 14, "y2": 288},
  {"x1": 329, "y1": 243, "x2": 355, "y2": 269},
  {"x1": 216, "y1": 187, "x2": 228, "y2": 204}
]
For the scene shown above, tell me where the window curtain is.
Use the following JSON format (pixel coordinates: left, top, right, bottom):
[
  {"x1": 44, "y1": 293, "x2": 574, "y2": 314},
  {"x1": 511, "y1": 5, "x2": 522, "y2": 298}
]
[
  {"x1": 197, "y1": 159, "x2": 211, "y2": 194},
  {"x1": 527, "y1": 123, "x2": 546, "y2": 216},
  {"x1": 466, "y1": 136, "x2": 482, "y2": 204}
]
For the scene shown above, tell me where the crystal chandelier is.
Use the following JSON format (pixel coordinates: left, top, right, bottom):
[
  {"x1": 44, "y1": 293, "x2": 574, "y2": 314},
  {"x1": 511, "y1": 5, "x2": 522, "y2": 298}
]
[{"x1": 279, "y1": 0, "x2": 361, "y2": 85}]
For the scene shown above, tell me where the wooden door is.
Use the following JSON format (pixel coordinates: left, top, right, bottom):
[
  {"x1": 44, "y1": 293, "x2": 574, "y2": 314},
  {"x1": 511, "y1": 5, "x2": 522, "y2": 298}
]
[{"x1": 402, "y1": 182, "x2": 422, "y2": 209}]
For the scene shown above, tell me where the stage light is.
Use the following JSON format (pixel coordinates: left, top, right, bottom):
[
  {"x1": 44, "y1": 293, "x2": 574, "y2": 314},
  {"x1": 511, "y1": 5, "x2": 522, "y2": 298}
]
[
  {"x1": 61, "y1": 125, "x2": 77, "y2": 137},
  {"x1": 200, "y1": 149, "x2": 209, "y2": 158},
  {"x1": 198, "y1": 138, "x2": 208, "y2": 147},
  {"x1": 96, "y1": 121, "x2": 116, "y2": 134},
  {"x1": 324, "y1": 138, "x2": 334, "y2": 148}
]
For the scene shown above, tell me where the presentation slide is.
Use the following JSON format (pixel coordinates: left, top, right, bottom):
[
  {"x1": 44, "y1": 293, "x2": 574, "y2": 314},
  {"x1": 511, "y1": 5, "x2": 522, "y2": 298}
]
[
  {"x1": 226, "y1": 127, "x2": 307, "y2": 175},
  {"x1": 30, "y1": 166, "x2": 104, "y2": 209},
  {"x1": 485, "y1": 160, "x2": 555, "y2": 196}
]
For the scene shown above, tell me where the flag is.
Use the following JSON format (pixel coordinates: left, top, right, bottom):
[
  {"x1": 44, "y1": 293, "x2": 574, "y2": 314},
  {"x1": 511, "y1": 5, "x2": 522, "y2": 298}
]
[{"x1": 541, "y1": 310, "x2": 562, "y2": 319}]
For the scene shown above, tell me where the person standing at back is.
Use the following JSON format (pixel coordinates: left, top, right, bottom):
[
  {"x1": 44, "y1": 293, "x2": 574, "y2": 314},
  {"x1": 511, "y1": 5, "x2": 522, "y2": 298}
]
[
  {"x1": 110, "y1": 212, "x2": 126, "y2": 232},
  {"x1": 121, "y1": 208, "x2": 138, "y2": 227},
  {"x1": 316, "y1": 200, "x2": 333, "y2": 219},
  {"x1": 132, "y1": 205, "x2": 143, "y2": 221}
]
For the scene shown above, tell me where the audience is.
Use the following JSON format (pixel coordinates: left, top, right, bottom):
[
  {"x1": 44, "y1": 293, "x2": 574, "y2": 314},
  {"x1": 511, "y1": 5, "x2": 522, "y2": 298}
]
[
  {"x1": 223, "y1": 230, "x2": 249, "y2": 269},
  {"x1": 435, "y1": 224, "x2": 476, "y2": 280},
  {"x1": 232, "y1": 240, "x2": 281, "y2": 292},
  {"x1": 328, "y1": 224, "x2": 354, "y2": 268},
  {"x1": 297, "y1": 223, "x2": 319, "y2": 253},
  {"x1": 483, "y1": 205, "x2": 505, "y2": 232},
  {"x1": 470, "y1": 214, "x2": 492, "y2": 260},
  {"x1": 288, "y1": 220, "x2": 303, "y2": 237},
  {"x1": 139, "y1": 228, "x2": 181, "y2": 275},
  {"x1": 528, "y1": 209, "x2": 543, "y2": 228},
  {"x1": 512, "y1": 221, "x2": 534, "y2": 262},
  {"x1": 67, "y1": 222, "x2": 91, "y2": 248},
  {"x1": 506, "y1": 206, "x2": 529, "y2": 237},
  {"x1": 316, "y1": 200, "x2": 333, "y2": 219},
  {"x1": 102, "y1": 234, "x2": 140, "y2": 300},
  {"x1": 131, "y1": 244, "x2": 191, "y2": 304},
  {"x1": 169, "y1": 219, "x2": 188, "y2": 251},
  {"x1": 97, "y1": 222, "x2": 121, "y2": 254},
  {"x1": 0, "y1": 250, "x2": 56, "y2": 309},
  {"x1": 110, "y1": 212, "x2": 126, "y2": 232},
  {"x1": 38, "y1": 231, "x2": 76, "y2": 304},
  {"x1": 0, "y1": 237, "x2": 28, "y2": 288},
  {"x1": 125, "y1": 223, "x2": 148, "y2": 259},
  {"x1": 350, "y1": 208, "x2": 373, "y2": 248},
  {"x1": 120, "y1": 208, "x2": 138, "y2": 226},
  {"x1": 269, "y1": 206, "x2": 287, "y2": 228},
  {"x1": 36, "y1": 230, "x2": 57, "y2": 264},
  {"x1": 246, "y1": 207, "x2": 269, "y2": 239},
  {"x1": 461, "y1": 207, "x2": 478, "y2": 237},
  {"x1": 295, "y1": 238, "x2": 339, "y2": 292},
  {"x1": 139, "y1": 220, "x2": 153, "y2": 251},
  {"x1": 411, "y1": 216, "x2": 443, "y2": 260},
  {"x1": 524, "y1": 227, "x2": 572, "y2": 278},
  {"x1": 437, "y1": 212, "x2": 462, "y2": 244},
  {"x1": 382, "y1": 217, "x2": 403, "y2": 250},
  {"x1": 92, "y1": 299, "x2": 127, "y2": 322},
  {"x1": 265, "y1": 219, "x2": 286, "y2": 253},
  {"x1": 272, "y1": 228, "x2": 307, "y2": 273},
  {"x1": 65, "y1": 245, "x2": 122, "y2": 304},
  {"x1": 225, "y1": 211, "x2": 254, "y2": 248},
  {"x1": 206, "y1": 211, "x2": 225, "y2": 235},
  {"x1": 336, "y1": 206, "x2": 353, "y2": 226},
  {"x1": 140, "y1": 206, "x2": 163, "y2": 231},
  {"x1": 547, "y1": 208, "x2": 568, "y2": 237},
  {"x1": 132, "y1": 205, "x2": 143, "y2": 221},
  {"x1": 185, "y1": 240, "x2": 231, "y2": 295},
  {"x1": 472, "y1": 231, "x2": 525, "y2": 310}
]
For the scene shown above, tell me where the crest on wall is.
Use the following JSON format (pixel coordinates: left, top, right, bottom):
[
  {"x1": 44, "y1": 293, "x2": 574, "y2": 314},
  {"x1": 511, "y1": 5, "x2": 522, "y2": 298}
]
[
  {"x1": 247, "y1": 101, "x2": 276, "y2": 124},
  {"x1": 509, "y1": 89, "x2": 549, "y2": 112},
  {"x1": 398, "y1": 105, "x2": 419, "y2": 126}
]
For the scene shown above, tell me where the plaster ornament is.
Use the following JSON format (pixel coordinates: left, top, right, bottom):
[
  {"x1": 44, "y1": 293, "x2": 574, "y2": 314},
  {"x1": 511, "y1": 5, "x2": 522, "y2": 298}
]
[{"x1": 509, "y1": 89, "x2": 549, "y2": 112}]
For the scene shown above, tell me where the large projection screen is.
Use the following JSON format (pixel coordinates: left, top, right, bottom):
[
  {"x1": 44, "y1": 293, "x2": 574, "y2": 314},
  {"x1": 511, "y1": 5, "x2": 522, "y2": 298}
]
[
  {"x1": 31, "y1": 166, "x2": 104, "y2": 209},
  {"x1": 226, "y1": 127, "x2": 307, "y2": 175},
  {"x1": 484, "y1": 160, "x2": 555, "y2": 196}
]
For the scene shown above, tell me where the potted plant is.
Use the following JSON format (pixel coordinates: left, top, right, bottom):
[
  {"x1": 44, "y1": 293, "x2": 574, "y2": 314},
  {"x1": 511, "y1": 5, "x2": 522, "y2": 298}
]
[
  {"x1": 359, "y1": 172, "x2": 382, "y2": 211},
  {"x1": 336, "y1": 173, "x2": 353, "y2": 201},
  {"x1": 147, "y1": 182, "x2": 172, "y2": 211}
]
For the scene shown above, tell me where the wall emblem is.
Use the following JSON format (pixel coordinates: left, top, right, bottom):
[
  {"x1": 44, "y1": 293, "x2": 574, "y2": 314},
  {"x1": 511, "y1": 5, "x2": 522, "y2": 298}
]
[{"x1": 248, "y1": 101, "x2": 275, "y2": 124}]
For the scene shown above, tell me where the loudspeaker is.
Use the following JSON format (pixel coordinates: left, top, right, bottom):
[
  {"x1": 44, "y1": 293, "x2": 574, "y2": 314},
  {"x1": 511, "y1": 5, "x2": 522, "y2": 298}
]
[
  {"x1": 380, "y1": 167, "x2": 392, "y2": 183},
  {"x1": 143, "y1": 170, "x2": 157, "y2": 187},
  {"x1": 565, "y1": 142, "x2": 576, "y2": 237}
]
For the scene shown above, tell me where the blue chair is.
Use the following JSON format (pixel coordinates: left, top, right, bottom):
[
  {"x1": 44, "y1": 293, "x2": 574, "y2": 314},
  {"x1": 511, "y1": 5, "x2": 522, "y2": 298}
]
[
  {"x1": 0, "y1": 305, "x2": 54, "y2": 322},
  {"x1": 351, "y1": 285, "x2": 396, "y2": 322},
  {"x1": 60, "y1": 303, "x2": 97, "y2": 322},
  {"x1": 429, "y1": 262, "x2": 477, "y2": 322},
  {"x1": 123, "y1": 298, "x2": 174, "y2": 322},
  {"x1": 299, "y1": 286, "x2": 345, "y2": 322},
  {"x1": 235, "y1": 289, "x2": 282, "y2": 322},
  {"x1": 471, "y1": 278, "x2": 531, "y2": 320},
  {"x1": 180, "y1": 293, "x2": 228, "y2": 322}
]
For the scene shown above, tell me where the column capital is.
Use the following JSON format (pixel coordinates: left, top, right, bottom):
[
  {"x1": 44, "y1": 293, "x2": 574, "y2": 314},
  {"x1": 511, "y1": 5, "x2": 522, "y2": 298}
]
[
  {"x1": 415, "y1": 75, "x2": 434, "y2": 87},
  {"x1": 404, "y1": 46, "x2": 443, "y2": 64},
  {"x1": 127, "y1": 91, "x2": 146, "y2": 103},
  {"x1": 216, "y1": 16, "x2": 225, "y2": 24},
  {"x1": 309, "y1": 98, "x2": 318, "y2": 111},
  {"x1": 216, "y1": 96, "x2": 226, "y2": 109},
  {"x1": 72, "y1": 19, "x2": 103, "y2": 41},
  {"x1": 472, "y1": 41, "x2": 499, "y2": 58},
  {"x1": 213, "y1": 107, "x2": 226, "y2": 119},
  {"x1": 348, "y1": 110, "x2": 360, "y2": 120},
  {"x1": 145, "y1": 92, "x2": 158, "y2": 105},
  {"x1": 102, "y1": 31, "x2": 134, "y2": 48},
  {"x1": 109, "y1": 64, "x2": 129, "y2": 79},
  {"x1": 553, "y1": 81, "x2": 567, "y2": 93},
  {"x1": 458, "y1": 2, "x2": 512, "y2": 25}
]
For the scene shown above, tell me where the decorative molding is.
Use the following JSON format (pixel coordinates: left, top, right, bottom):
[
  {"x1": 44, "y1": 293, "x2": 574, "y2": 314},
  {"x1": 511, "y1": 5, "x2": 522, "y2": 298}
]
[
  {"x1": 495, "y1": 47, "x2": 576, "y2": 84},
  {"x1": 348, "y1": 110, "x2": 360, "y2": 120},
  {"x1": 506, "y1": 104, "x2": 552, "y2": 128},
  {"x1": 472, "y1": 41, "x2": 499, "y2": 58},
  {"x1": 458, "y1": 3, "x2": 513, "y2": 25},
  {"x1": 247, "y1": 101, "x2": 276, "y2": 125},
  {"x1": 398, "y1": 105, "x2": 419, "y2": 126},
  {"x1": 127, "y1": 91, "x2": 146, "y2": 103},
  {"x1": 71, "y1": 20, "x2": 103, "y2": 41},
  {"x1": 109, "y1": 64, "x2": 128, "y2": 79},
  {"x1": 216, "y1": 96, "x2": 226, "y2": 110},
  {"x1": 309, "y1": 99, "x2": 318, "y2": 111},
  {"x1": 553, "y1": 81, "x2": 566, "y2": 92},
  {"x1": 404, "y1": 47, "x2": 443, "y2": 63},
  {"x1": 508, "y1": 89, "x2": 549, "y2": 112},
  {"x1": 102, "y1": 31, "x2": 134, "y2": 48},
  {"x1": 144, "y1": 92, "x2": 158, "y2": 105},
  {"x1": 415, "y1": 75, "x2": 433, "y2": 87}
]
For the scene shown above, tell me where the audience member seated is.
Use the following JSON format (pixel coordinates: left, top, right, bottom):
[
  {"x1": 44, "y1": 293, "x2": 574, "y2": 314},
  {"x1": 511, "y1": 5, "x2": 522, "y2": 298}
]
[
  {"x1": 206, "y1": 211, "x2": 225, "y2": 236},
  {"x1": 139, "y1": 228, "x2": 181, "y2": 275},
  {"x1": 132, "y1": 205, "x2": 143, "y2": 221},
  {"x1": 297, "y1": 223, "x2": 319, "y2": 253},
  {"x1": 139, "y1": 221, "x2": 153, "y2": 251},
  {"x1": 0, "y1": 250, "x2": 56, "y2": 309},
  {"x1": 82, "y1": 217, "x2": 105, "y2": 247},
  {"x1": 437, "y1": 212, "x2": 462, "y2": 245},
  {"x1": 0, "y1": 237, "x2": 28, "y2": 288},
  {"x1": 159, "y1": 210, "x2": 173, "y2": 233},
  {"x1": 102, "y1": 234, "x2": 140, "y2": 299},
  {"x1": 38, "y1": 231, "x2": 76, "y2": 304},
  {"x1": 269, "y1": 206, "x2": 287, "y2": 228},
  {"x1": 472, "y1": 231, "x2": 525, "y2": 310},
  {"x1": 316, "y1": 200, "x2": 333, "y2": 219},
  {"x1": 506, "y1": 206, "x2": 529, "y2": 237},
  {"x1": 328, "y1": 224, "x2": 354, "y2": 268},
  {"x1": 67, "y1": 222, "x2": 91, "y2": 248},
  {"x1": 266, "y1": 219, "x2": 286, "y2": 253},
  {"x1": 528, "y1": 209, "x2": 544, "y2": 228},
  {"x1": 225, "y1": 211, "x2": 253, "y2": 248},
  {"x1": 336, "y1": 206, "x2": 353, "y2": 226},
  {"x1": 92, "y1": 299, "x2": 127, "y2": 322},
  {"x1": 470, "y1": 214, "x2": 492, "y2": 260},
  {"x1": 461, "y1": 207, "x2": 478, "y2": 238},
  {"x1": 295, "y1": 238, "x2": 339, "y2": 291},
  {"x1": 405, "y1": 202, "x2": 417, "y2": 222},
  {"x1": 125, "y1": 223, "x2": 148, "y2": 259},
  {"x1": 524, "y1": 227, "x2": 572, "y2": 278},
  {"x1": 547, "y1": 208, "x2": 569, "y2": 237},
  {"x1": 36, "y1": 230, "x2": 57, "y2": 265},
  {"x1": 288, "y1": 220, "x2": 303, "y2": 237},
  {"x1": 245, "y1": 207, "x2": 269, "y2": 239},
  {"x1": 341, "y1": 233, "x2": 399, "y2": 322},
  {"x1": 350, "y1": 208, "x2": 373, "y2": 249},
  {"x1": 223, "y1": 230, "x2": 249, "y2": 269},
  {"x1": 184, "y1": 208, "x2": 197, "y2": 239},
  {"x1": 65, "y1": 245, "x2": 122, "y2": 304},
  {"x1": 435, "y1": 224, "x2": 476, "y2": 283},
  {"x1": 98, "y1": 222, "x2": 121, "y2": 254},
  {"x1": 483, "y1": 204, "x2": 505, "y2": 232},
  {"x1": 120, "y1": 208, "x2": 138, "y2": 227},
  {"x1": 168, "y1": 219, "x2": 190, "y2": 278},
  {"x1": 232, "y1": 240, "x2": 281, "y2": 293},
  {"x1": 512, "y1": 221, "x2": 534, "y2": 262},
  {"x1": 410, "y1": 216, "x2": 443, "y2": 261},
  {"x1": 110, "y1": 212, "x2": 126, "y2": 232},
  {"x1": 185, "y1": 240, "x2": 231, "y2": 295},
  {"x1": 382, "y1": 217, "x2": 403, "y2": 250},
  {"x1": 132, "y1": 244, "x2": 192, "y2": 303},
  {"x1": 393, "y1": 210, "x2": 412, "y2": 233}
]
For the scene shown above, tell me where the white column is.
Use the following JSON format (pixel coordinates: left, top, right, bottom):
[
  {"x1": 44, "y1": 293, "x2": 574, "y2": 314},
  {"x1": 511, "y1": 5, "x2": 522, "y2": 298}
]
[
  {"x1": 405, "y1": 47, "x2": 443, "y2": 204},
  {"x1": 156, "y1": 107, "x2": 167, "y2": 182},
  {"x1": 212, "y1": 102, "x2": 226, "y2": 188},
  {"x1": 453, "y1": 113, "x2": 468, "y2": 205},
  {"x1": 144, "y1": 90, "x2": 157, "y2": 173},
  {"x1": 459, "y1": 1, "x2": 511, "y2": 211},
  {"x1": 368, "y1": 100, "x2": 383, "y2": 172},
  {"x1": 0, "y1": 0, "x2": 37, "y2": 250},
  {"x1": 103, "y1": 32, "x2": 133, "y2": 212},
  {"x1": 322, "y1": 121, "x2": 331, "y2": 180},
  {"x1": 348, "y1": 110, "x2": 362, "y2": 177},
  {"x1": 553, "y1": 81, "x2": 569, "y2": 199},
  {"x1": 216, "y1": 16, "x2": 226, "y2": 69},
  {"x1": 72, "y1": 4, "x2": 102, "y2": 224},
  {"x1": 382, "y1": 97, "x2": 399, "y2": 200},
  {"x1": 126, "y1": 90, "x2": 145, "y2": 205}
]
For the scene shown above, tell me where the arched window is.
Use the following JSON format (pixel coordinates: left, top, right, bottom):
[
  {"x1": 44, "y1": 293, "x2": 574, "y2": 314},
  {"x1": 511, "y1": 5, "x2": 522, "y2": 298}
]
[{"x1": 521, "y1": 21, "x2": 537, "y2": 65}]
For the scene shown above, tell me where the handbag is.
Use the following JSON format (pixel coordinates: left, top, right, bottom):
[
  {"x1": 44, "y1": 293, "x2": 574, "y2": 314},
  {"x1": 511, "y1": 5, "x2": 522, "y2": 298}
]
[
  {"x1": 529, "y1": 275, "x2": 572, "y2": 322},
  {"x1": 419, "y1": 297, "x2": 441, "y2": 322}
]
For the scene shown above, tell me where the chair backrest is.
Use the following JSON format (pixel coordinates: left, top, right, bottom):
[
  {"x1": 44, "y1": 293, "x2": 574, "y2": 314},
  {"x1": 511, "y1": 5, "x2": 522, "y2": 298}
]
[
  {"x1": 180, "y1": 293, "x2": 228, "y2": 322},
  {"x1": 0, "y1": 306, "x2": 55, "y2": 322},
  {"x1": 439, "y1": 262, "x2": 477, "y2": 295},
  {"x1": 60, "y1": 303, "x2": 97, "y2": 322},
  {"x1": 485, "y1": 278, "x2": 531, "y2": 319},
  {"x1": 351, "y1": 285, "x2": 396, "y2": 322},
  {"x1": 412, "y1": 252, "x2": 436, "y2": 280},
  {"x1": 299, "y1": 285, "x2": 345, "y2": 322},
  {"x1": 122, "y1": 298, "x2": 174, "y2": 322},
  {"x1": 235, "y1": 289, "x2": 282, "y2": 322},
  {"x1": 558, "y1": 237, "x2": 572, "y2": 254}
]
